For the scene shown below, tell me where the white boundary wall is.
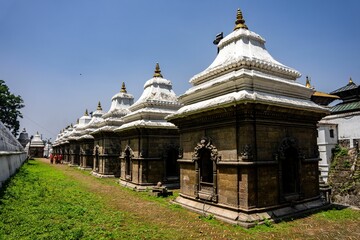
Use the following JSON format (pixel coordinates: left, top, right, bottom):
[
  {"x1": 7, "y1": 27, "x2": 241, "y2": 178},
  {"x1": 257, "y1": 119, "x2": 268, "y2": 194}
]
[
  {"x1": 0, "y1": 121, "x2": 27, "y2": 188},
  {"x1": 0, "y1": 152, "x2": 27, "y2": 188}
]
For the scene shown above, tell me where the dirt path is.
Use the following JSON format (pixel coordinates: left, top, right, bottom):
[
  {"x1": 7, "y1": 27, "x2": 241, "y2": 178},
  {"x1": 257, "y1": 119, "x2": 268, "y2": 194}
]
[{"x1": 39, "y1": 159, "x2": 360, "y2": 240}]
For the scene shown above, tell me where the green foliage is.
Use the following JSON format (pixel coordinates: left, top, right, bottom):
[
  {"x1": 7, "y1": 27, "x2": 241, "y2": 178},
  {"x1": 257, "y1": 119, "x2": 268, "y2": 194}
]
[
  {"x1": 343, "y1": 160, "x2": 351, "y2": 168},
  {"x1": 0, "y1": 80, "x2": 24, "y2": 136},
  {"x1": 262, "y1": 218, "x2": 273, "y2": 228},
  {"x1": 333, "y1": 145, "x2": 348, "y2": 158}
]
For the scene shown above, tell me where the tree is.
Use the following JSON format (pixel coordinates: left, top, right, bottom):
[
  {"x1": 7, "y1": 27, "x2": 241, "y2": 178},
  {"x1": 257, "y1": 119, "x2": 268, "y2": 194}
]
[{"x1": 0, "y1": 80, "x2": 24, "y2": 137}]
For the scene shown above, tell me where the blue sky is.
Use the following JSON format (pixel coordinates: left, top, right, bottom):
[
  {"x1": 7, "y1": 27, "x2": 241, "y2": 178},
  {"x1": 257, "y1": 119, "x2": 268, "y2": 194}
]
[{"x1": 1, "y1": 0, "x2": 359, "y2": 141}]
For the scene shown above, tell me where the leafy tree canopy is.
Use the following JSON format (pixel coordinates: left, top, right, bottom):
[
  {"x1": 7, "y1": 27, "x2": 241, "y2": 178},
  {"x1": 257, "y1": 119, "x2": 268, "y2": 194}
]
[{"x1": 0, "y1": 80, "x2": 24, "y2": 137}]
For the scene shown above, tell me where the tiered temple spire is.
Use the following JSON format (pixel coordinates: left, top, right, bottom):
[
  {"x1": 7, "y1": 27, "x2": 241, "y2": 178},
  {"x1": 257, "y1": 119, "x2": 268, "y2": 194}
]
[
  {"x1": 306, "y1": 76, "x2": 311, "y2": 88},
  {"x1": 97, "y1": 101, "x2": 102, "y2": 111},
  {"x1": 153, "y1": 63, "x2": 163, "y2": 78},
  {"x1": 120, "y1": 82, "x2": 127, "y2": 93},
  {"x1": 234, "y1": 8, "x2": 248, "y2": 31}
]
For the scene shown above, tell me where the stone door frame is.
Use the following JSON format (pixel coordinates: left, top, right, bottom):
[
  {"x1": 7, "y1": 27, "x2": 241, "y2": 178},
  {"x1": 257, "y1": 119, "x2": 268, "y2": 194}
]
[
  {"x1": 193, "y1": 137, "x2": 219, "y2": 202},
  {"x1": 275, "y1": 137, "x2": 303, "y2": 202}
]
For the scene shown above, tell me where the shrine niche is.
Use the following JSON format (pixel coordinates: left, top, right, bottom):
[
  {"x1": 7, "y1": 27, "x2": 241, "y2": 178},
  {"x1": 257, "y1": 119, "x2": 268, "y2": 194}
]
[
  {"x1": 120, "y1": 145, "x2": 134, "y2": 181},
  {"x1": 167, "y1": 8, "x2": 329, "y2": 227},
  {"x1": 192, "y1": 137, "x2": 219, "y2": 202}
]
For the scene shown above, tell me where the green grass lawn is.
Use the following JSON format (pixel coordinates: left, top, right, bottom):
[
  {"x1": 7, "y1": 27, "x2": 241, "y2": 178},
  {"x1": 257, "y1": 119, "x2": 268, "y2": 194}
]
[
  {"x1": 1, "y1": 160, "x2": 360, "y2": 240},
  {"x1": 0, "y1": 160, "x2": 170, "y2": 240}
]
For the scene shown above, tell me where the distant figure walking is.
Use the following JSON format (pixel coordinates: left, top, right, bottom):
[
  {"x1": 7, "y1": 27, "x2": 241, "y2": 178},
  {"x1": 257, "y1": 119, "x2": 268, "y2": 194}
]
[{"x1": 50, "y1": 153, "x2": 54, "y2": 164}]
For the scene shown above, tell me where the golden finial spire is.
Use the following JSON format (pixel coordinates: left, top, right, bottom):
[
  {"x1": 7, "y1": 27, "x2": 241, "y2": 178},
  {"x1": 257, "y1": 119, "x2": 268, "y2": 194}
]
[
  {"x1": 120, "y1": 82, "x2": 127, "y2": 93},
  {"x1": 85, "y1": 109, "x2": 88, "y2": 116},
  {"x1": 97, "y1": 101, "x2": 102, "y2": 111},
  {"x1": 71, "y1": 123, "x2": 73, "y2": 128},
  {"x1": 234, "y1": 8, "x2": 248, "y2": 31},
  {"x1": 305, "y1": 76, "x2": 311, "y2": 88},
  {"x1": 153, "y1": 62, "x2": 163, "y2": 78},
  {"x1": 349, "y1": 77, "x2": 353, "y2": 84}
]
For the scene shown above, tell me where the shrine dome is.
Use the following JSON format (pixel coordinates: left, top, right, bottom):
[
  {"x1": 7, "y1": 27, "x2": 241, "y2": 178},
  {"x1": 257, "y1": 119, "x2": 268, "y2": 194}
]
[
  {"x1": 190, "y1": 9, "x2": 300, "y2": 86},
  {"x1": 78, "y1": 109, "x2": 92, "y2": 127},
  {"x1": 30, "y1": 132, "x2": 44, "y2": 147},
  {"x1": 169, "y1": 8, "x2": 325, "y2": 120},
  {"x1": 129, "y1": 63, "x2": 180, "y2": 112},
  {"x1": 102, "y1": 82, "x2": 134, "y2": 119},
  {"x1": 116, "y1": 63, "x2": 181, "y2": 131}
]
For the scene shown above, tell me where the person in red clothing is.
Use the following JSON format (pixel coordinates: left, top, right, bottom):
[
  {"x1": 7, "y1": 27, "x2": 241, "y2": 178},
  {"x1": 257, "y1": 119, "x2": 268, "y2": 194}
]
[
  {"x1": 50, "y1": 153, "x2": 54, "y2": 164},
  {"x1": 59, "y1": 154, "x2": 63, "y2": 164},
  {"x1": 54, "y1": 154, "x2": 58, "y2": 164}
]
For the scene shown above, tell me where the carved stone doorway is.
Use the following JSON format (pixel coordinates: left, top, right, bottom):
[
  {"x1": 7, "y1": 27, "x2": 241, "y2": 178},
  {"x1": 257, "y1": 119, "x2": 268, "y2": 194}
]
[{"x1": 193, "y1": 137, "x2": 218, "y2": 202}]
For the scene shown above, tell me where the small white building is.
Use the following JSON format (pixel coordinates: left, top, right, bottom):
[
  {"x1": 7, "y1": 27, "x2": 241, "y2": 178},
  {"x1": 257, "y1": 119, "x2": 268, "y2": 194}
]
[
  {"x1": 317, "y1": 122, "x2": 338, "y2": 182},
  {"x1": 315, "y1": 78, "x2": 360, "y2": 182}
]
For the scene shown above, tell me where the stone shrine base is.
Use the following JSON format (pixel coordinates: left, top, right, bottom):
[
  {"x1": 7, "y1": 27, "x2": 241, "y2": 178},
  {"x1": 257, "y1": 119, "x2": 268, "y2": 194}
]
[
  {"x1": 174, "y1": 195, "x2": 330, "y2": 228},
  {"x1": 78, "y1": 166, "x2": 93, "y2": 171},
  {"x1": 68, "y1": 163, "x2": 79, "y2": 167},
  {"x1": 91, "y1": 171, "x2": 116, "y2": 178},
  {"x1": 119, "y1": 179, "x2": 180, "y2": 192},
  {"x1": 119, "y1": 179, "x2": 152, "y2": 191}
]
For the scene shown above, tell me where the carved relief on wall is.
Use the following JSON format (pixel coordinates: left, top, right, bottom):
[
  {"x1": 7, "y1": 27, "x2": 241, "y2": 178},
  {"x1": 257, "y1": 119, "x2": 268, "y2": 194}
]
[
  {"x1": 178, "y1": 147, "x2": 183, "y2": 159},
  {"x1": 274, "y1": 137, "x2": 304, "y2": 162},
  {"x1": 239, "y1": 144, "x2": 253, "y2": 161},
  {"x1": 192, "y1": 137, "x2": 219, "y2": 163}
]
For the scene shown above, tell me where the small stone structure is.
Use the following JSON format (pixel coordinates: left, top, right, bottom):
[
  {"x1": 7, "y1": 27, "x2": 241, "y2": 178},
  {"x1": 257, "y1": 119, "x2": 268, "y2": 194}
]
[
  {"x1": 149, "y1": 182, "x2": 173, "y2": 197},
  {"x1": 28, "y1": 132, "x2": 45, "y2": 158},
  {"x1": 66, "y1": 110, "x2": 92, "y2": 166},
  {"x1": 17, "y1": 128, "x2": 30, "y2": 148},
  {"x1": 167, "y1": 9, "x2": 329, "y2": 227},
  {"x1": 77, "y1": 102, "x2": 104, "y2": 170},
  {"x1": 116, "y1": 63, "x2": 181, "y2": 191},
  {"x1": 90, "y1": 82, "x2": 134, "y2": 178}
]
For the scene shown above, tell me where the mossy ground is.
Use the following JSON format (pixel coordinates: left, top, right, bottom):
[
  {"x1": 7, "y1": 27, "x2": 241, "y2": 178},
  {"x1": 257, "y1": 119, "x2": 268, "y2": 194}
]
[{"x1": 1, "y1": 159, "x2": 360, "y2": 239}]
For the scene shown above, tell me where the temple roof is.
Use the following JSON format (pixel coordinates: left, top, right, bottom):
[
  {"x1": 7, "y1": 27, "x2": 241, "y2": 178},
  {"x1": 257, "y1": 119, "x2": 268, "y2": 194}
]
[
  {"x1": 331, "y1": 101, "x2": 360, "y2": 113},
  {"x1": 305, "y1": 76, "x2": 339, "y2": 106},
  {"x1": 168, "y1": 8, "x2": 328, "y2": 120},
  {"x1": 78, "y1": 109, "x2": 92, "y2": 126},
  {"x1": 30, "y1": 132, "x2": 45, "y2": 147},
  {"x1": 116, "y1": 63, "x2": 180, "y2": 131},
  {"x1": 330, "y1": 78, "x2": 358, "y2": 95},
  {"x1": 189, "y1": 9, "x2": 300, "y2": 86},
  {"x1": 329, "y1": 78, "x2": 360, "y2": 113},
  {"x1": 129, "y1": 63, "x2": 181, "y2": 112},
  {"x1": 103, "y1": 82, "x2": 133, "y2": 119}
]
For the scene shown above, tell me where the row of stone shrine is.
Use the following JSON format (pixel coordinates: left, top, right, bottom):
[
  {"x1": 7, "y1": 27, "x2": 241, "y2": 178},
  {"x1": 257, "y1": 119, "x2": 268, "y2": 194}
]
[
  {"x1": 53, "y1": 8, "x2": 331, "y2": 227},
  {"x1": 53, "y1": 63, "x2": 181, "y2": 189}
]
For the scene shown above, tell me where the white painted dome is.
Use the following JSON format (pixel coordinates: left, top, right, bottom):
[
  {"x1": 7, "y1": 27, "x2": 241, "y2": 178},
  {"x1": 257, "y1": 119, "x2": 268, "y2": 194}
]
[{"x1": 190, "y1": 9, "x2": 300, "y2": 86}]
